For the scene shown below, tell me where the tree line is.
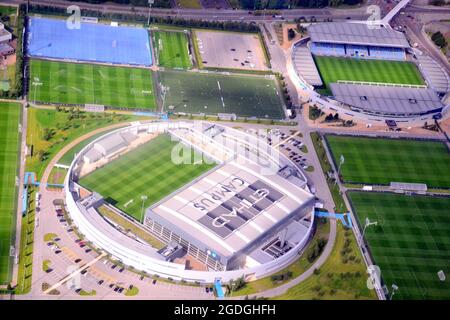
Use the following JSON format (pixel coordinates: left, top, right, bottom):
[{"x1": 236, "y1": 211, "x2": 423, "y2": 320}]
[
  {"x1": 28, "y1": 4, "x2": 260, "y2": 33},
  {"x1": 239, "y1": 0, "x2": 363, "y2": 10},
  {"x1": 66, "y1": 0, "x2": 171, "y2": 8},
  {"x1": 0, "y1": 5, "x2": 25, "y2": 99}
]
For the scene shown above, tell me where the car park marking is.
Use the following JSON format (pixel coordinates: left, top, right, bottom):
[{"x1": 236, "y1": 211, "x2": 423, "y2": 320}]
[{"x1": 43, "y1": 252, "x2": 107, "y2": 294}]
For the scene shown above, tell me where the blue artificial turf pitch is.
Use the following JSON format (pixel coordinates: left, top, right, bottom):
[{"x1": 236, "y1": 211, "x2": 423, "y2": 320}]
[{"x1": 28, "y1": 17, "x2": 152, "y2": 66}]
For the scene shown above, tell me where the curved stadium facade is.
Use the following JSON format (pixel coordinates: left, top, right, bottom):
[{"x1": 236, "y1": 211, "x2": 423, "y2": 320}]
[
  {"x1": 65, "y1": 121, "x2": 316, "y2": 283},
  {"x1": 292, "y1": 22, "x2": 449, "y2": 120}
]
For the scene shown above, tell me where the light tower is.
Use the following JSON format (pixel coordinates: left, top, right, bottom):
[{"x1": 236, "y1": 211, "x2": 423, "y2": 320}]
[
  {"x1": 147, "y1": 0, "x2": 154, "y2": 26},
  {"x1": 140, "y1": 195, "x2": 148, "y2": 223}
]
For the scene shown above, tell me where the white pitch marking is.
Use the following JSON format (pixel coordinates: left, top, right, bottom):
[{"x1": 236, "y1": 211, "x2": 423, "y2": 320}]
[{"x1": 124, "y1": 199, "x2": 134, "y2": 208}]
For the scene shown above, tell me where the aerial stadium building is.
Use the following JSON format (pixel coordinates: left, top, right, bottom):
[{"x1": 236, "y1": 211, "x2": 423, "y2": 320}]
[
  {"x1": 65, "y1": 121, "x2": 316, "y2": 283},
  {"x1": 291, "y1": 22, "x2": 449, "y2": 121}
]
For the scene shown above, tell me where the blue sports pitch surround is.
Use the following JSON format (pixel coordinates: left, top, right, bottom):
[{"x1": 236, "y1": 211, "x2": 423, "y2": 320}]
[{"x1": 28, "y1": 17, "x2": 152, "y2": 66}]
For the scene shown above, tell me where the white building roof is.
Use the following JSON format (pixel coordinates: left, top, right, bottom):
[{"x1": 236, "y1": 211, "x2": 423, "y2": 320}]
[{"x1": 309, "y1": 22, "x2": 410, "y2": 48}]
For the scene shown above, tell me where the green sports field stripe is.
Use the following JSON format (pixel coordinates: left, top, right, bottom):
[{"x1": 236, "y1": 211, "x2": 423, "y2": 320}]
[
  {"x1": 29, "y1": 59, "x2": 156, "y2": 110},
  {"x1": 314, "y1": 56, "x2": 425, "y2": 90},
  {"x1": 326, "y1": 135, "x2": 450, "y2": 187},
  {"x1": 349, "y1": 192, "x2": 450, "y2": 299},
  {"x1": 79, "y1": 134, "x2": 214, "y2": 220},
  {"x1": 153, "y1": 31, "x2": 191, "y2": 69},
  {"x1": 0, "y1": 102, "x2": 20, "y2": 284}
]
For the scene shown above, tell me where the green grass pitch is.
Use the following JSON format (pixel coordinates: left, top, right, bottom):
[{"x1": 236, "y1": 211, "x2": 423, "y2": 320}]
[
  {"x1": 314, "y1": 56, "x2": 424, "y2": 94},
  {"x1": 30, "y1": 59, "x2": 157, "y2": 110},
  {"x1": 159, "y1": 70, "x2": 285, "y2": 119},
  {"x1": 349, "y1": 192, "x2": 450, "y2": 299},
  {"x1": 0, "y1": 102, "x2": 21, "y2": 284},
  {"x1": 79, "y1": 134, "x2": 215, "y2": 221},
  {"x1": 153, "y1": 31, "x2": 192, "y2": 69},
  {"x1": 326, "y1": 135, "x2": 450, "y2": 188}
]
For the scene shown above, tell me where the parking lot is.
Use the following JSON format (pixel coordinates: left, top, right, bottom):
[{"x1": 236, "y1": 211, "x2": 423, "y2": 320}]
[
  {"x1": 28, "y1": 189, "x2": 214, "y2": 300},
  {"x1": 195, "y1": 30, "x2": 269, "y2": 70}
]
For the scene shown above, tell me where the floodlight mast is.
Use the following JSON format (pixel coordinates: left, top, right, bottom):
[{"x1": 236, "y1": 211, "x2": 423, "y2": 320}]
[
  {"x1": 140, "y1": 195, "x2": 148, "y2": 223},
  {"x1": 160, "y1": 84, "x2": 170, "y2": 112},
  {"x1": 31, "y1": 77, "x2": 43, "y2": 104},
  {"x1": 335, "y1": 154, "x2": 344, "y2": 186},
  {"x1": 360, "y1": 217, "x2": 378, "y2": 244},
  {"x1": 390, "y1": 284, "x2": 399, "y2": 300},
  {"x1": 147, "y1": 0, "x2": 154, "y2": 26}
]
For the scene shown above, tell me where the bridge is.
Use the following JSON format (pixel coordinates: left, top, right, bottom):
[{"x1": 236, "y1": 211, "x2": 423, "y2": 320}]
[{"x1": 382, "y1": 0, "x2": 411, "y2": 25}]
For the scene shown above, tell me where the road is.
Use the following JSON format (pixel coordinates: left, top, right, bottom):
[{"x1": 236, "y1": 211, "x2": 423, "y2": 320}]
[
  {"x1": 379, "y1": 1, "x2": 450, "y2": 72},
  {"x1": 3, "y1": 0, "x2": 448, "y2": 300},
  {"x1": 9, "y1": 0, "x2": 372, "y2": 21}
]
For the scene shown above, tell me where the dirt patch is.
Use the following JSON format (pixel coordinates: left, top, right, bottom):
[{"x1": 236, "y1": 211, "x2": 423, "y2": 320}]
[
  {"x1": 281, "y1": 23, "x2": 305, "y2": 50},
  {"x1": 301, "y1": 103, "x2": 445, "y2": 137}
]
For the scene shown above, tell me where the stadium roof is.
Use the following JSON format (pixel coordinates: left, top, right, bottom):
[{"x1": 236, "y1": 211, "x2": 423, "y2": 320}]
[
  {"x1": 308, "y1": 22, "x2": 410, "y2": 48},
  {"x1": 147, "y1": 157, "x2": 314, "y2": 261},
  {"x1": 330, "y1": 83, "x2": 444, "y2": 115},
  {"x1": 292, "y1": 46, "x2": 323, "y2": 86},
  {"x1": 0, "y1": 43, "x2": 14, "y2": 55},
  {"x1": 416, "y1": 54, "x2": 449, "y2": 94}
]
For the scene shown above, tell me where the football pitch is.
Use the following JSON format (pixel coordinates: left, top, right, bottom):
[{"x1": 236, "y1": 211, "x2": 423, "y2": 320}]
[
  {"x1": 28, "y1": 17, "x2": 152, "y2": 66},
  {"x1": 349, "y1": 192, "x2": 450, "y2": 299},
  {"x1": 314, "y1": 56, "x2": 424, "y2": 94},
  {"x1": 326, "y1": 135, "x2": 450, "y2": 188},
  {"x1": 79, "y1": 134, "x2": 215, "y2": 221},
  {"x1": 30, "y1": 59, "x2": 157, "y2": 110},
  {"x1": 153, "y1": 31, "x2": 192, "y2": 69},
  {"x1": 0, "y1": 102, "x2": 21, "y2": 284},
  {"x1": 158, "y1": 70, "x2": 285, "y2": 119}
]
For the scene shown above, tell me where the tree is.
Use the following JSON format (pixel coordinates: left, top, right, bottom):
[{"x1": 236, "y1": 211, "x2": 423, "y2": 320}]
[
  {"x1": 429, "y1": 0, "x2": 446, "y2": 6},
  {"x1": 42, "y1": 128, "x2": 55, "y2": 141},
  {"x1": 37, "y1": 150, "x2": 49, "y2": 162},
  {"x1": 287, "y1": 28, "x2": 296, "y2": 41},
  {"x1": 431, "y1": 31, "x2": 447, "y2": 48}
]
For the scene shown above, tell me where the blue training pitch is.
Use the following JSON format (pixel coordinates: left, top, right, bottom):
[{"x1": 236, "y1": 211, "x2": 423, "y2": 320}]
[{"x1": 28, "y1": 17, "x2": 152, "y2": 66}]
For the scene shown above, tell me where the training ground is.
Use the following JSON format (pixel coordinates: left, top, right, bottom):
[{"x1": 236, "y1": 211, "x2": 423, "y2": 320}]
[
  {"x1": 30, "y1": 59, "x2": 157, "y2": 110},
  {"x1": 326, "y1": 135, "x2": 450, "y2": 188},
  {"x1": 79, "y1": 134, "x2": 214, "y2": 221},
  {"x1": 152, "y1": 30, "x2": 192, "y2": 69},
  {"x1": 158, "y1": 70, "x2": 285, "y2": 119},
  {"x1": 349, "y1": 192, "x2": 450, "y2": 300},
  {"x1": 314, "y1": 56, "x2": 424, "y2": 94},
  {"x1": 28, "y1": 17, "x2": 152, "y2": 66},
  {"x1": 0, "y1": 102, "x2": 21, "y2": 284}
]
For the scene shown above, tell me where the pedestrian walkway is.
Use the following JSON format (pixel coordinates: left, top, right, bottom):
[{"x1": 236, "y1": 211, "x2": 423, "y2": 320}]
[{"x1": 314, "y1": 210, "x2": 353, "y2": 228}]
